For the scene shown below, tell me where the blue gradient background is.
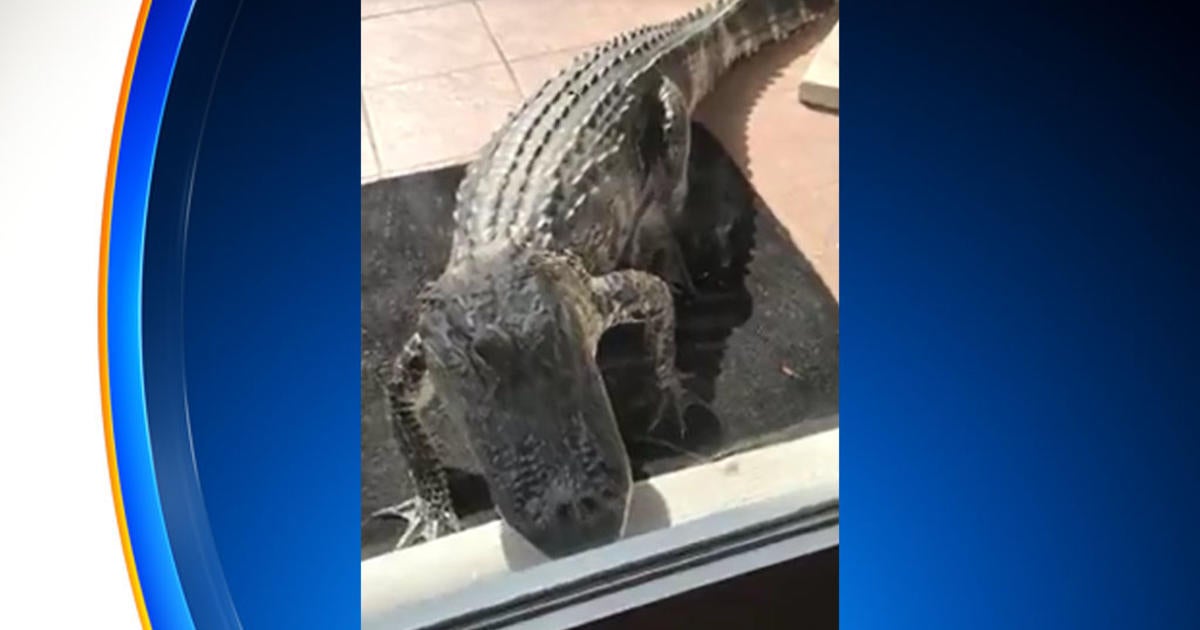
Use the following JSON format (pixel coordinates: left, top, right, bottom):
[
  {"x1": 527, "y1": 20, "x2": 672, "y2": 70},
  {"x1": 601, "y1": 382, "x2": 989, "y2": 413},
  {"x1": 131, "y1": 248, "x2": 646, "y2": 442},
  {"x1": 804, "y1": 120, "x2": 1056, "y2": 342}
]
[
  {"x1": 842, "y1": 0, "x2": 1200, "y2": 627},
  {"x1": 135, "y1": 0, "x2": 358, "y2": 627},
  {"x1": 118, "y1": 0, "x2": 1200, "y2": 626}
]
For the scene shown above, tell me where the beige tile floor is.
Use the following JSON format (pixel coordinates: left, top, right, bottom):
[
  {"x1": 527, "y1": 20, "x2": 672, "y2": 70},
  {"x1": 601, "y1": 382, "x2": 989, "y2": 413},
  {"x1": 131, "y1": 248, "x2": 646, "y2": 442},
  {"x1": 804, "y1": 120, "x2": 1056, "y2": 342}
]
[{"x1": 361, "y1": 0, "x2": 838, "y2": 295}]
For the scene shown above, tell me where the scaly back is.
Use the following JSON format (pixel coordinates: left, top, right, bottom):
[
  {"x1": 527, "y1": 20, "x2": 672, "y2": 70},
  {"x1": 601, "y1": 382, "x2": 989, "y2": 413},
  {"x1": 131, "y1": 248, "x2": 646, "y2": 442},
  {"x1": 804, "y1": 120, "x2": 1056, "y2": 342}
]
[{"x1": 448, "y1": 0, "x2": 835, "y2": 266}]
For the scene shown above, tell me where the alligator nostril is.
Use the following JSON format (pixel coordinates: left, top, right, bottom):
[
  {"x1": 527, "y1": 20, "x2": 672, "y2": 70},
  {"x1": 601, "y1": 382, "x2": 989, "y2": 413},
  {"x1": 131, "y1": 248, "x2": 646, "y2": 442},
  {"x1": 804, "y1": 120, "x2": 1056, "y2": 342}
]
[{"x1": 515, "y1": 493, "x2": 626, "y2": 558}]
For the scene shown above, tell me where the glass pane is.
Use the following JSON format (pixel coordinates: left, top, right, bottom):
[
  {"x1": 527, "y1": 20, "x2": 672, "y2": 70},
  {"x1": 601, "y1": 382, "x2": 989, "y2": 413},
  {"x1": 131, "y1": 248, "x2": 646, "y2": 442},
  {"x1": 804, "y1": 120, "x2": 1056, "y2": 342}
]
[{"x1": 360, "y1": 0, "x2": 839, "y2": 623}]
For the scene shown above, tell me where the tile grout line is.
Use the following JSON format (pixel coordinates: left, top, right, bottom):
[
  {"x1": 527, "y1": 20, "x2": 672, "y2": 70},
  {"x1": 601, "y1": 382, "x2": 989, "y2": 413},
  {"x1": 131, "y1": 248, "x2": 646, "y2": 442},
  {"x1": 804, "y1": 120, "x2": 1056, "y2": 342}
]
[
  {"x1": 501, "y1": 38, "x2": 604, "y2": 64},
  {"x1": 360, "y1": 0, "x2": 471, "y2": 23},
  {"x1": 360, "y1": 45, "x2": 602, "y2": 94},
  {"x1": 362, "y1": 59, "x2": 503, "y2": 92},
  {"x1": 506, "y1": 41, "x2": 599, "y2": 64},
  {"x1": 470, "y1": 0, "x2": 524, "y2": 97},
  {"x1": 361, "y1": 91, "x2": 383, "y2": 177}
]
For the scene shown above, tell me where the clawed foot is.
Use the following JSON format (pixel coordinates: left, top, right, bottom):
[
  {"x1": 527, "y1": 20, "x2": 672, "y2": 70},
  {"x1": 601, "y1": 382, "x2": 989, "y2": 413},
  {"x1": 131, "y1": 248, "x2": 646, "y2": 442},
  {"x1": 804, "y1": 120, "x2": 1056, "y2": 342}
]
[
  {"x1": 371, "y1": 497, "x2": 461, "y2": 549},
  {"x1": 662, "y1": 249, "x2": 698, "y2": 298},
  {"x1": 647, "y1": 373, "x2": 708, "y2": 442}
]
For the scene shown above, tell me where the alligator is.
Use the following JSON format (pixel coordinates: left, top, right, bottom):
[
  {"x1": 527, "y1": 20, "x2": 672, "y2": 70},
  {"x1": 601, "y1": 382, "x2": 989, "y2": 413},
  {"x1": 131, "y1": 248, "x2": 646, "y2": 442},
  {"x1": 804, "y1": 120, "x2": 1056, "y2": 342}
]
[{"x1": 373, "y1": 0, "x2": 837, "y2": 559}]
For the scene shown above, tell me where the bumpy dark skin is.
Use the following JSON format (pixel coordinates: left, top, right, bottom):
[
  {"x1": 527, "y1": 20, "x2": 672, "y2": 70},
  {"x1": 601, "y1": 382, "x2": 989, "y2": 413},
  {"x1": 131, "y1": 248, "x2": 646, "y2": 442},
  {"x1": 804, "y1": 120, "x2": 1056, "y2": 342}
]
[
  {"x1": 378, "y1": 248, "x2": 688, "y2": 557},
  {"x1": 371, "y1": 0, "x2": 836, "y2": 558}
]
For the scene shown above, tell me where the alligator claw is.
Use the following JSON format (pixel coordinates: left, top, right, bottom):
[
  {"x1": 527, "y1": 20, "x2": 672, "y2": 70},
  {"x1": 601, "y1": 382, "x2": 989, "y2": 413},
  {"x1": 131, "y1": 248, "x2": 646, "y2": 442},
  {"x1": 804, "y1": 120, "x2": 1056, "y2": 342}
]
[
  {"x1": 371, "y1": 497, "x2": 461, "y2": 549},
  {"x1": 648, "y1": 373, "x2": 706, "y2": 442}
]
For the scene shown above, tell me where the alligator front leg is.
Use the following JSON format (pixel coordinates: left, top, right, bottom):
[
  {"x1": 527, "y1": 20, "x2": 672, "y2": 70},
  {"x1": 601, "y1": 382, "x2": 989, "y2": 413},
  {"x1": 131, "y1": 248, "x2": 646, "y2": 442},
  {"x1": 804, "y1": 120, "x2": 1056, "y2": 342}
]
[
  {"x1": 626, "y1": 77, "x2": 696, "y2": 296},
  {"x1": 657, "y1": 77, "x2": 691, "y2": 226},
  {"x1": 371, "y1": 333, "x2": 461, "y2": 548},
  {"x1": 590, "y1": 270, "x2": 706, "y2": 439}
]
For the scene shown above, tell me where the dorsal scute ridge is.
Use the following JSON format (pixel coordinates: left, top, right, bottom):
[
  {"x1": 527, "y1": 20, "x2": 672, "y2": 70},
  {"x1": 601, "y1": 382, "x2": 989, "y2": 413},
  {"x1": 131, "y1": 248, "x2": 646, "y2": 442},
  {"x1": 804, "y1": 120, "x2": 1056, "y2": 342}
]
[
  {"x1": 448, "y1": 0, "x2": 823, "y2": 261},
  {"x1": 495, "y1": 23, "x2": 666, "y2": 210},
  {"x1": 512, "y1": 17, "x2": 674, "y2": 208}
]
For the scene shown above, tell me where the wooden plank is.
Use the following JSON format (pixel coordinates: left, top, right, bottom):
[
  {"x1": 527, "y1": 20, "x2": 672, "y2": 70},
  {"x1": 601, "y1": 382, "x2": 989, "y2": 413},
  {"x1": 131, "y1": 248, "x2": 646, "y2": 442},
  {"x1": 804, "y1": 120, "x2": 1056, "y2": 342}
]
[{"x1": 800, "y1": 22, "x2": 839, "y2": 111}]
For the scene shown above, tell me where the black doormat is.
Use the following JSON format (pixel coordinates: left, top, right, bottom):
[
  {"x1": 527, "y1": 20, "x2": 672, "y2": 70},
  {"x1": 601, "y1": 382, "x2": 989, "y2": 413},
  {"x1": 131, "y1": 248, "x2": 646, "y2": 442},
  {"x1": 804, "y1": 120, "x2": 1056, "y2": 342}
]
[{"x1": 361, "y1": 123, "x2": 838, "y2": 556}]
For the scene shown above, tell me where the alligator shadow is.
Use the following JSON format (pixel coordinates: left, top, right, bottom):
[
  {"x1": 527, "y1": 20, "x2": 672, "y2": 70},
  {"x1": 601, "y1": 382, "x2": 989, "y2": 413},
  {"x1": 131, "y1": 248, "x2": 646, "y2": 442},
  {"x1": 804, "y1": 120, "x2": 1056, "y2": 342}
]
[
  {"x1": 600, "y1": 122, "x2": 839, "y2": 479},
  {"x1": 359, "y1": 123, "x2": 838, "y2": 555}
]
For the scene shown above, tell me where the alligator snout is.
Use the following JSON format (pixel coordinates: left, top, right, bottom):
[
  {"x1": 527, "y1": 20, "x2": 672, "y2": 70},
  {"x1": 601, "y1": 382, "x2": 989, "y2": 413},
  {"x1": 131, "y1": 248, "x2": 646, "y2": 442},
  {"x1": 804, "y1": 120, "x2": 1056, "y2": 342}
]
[
  {"x1": 488, "y1": 450, "x2": 632, "y2": 559},
  {"x1": 472, "y1": 397, "x2": 634, "y2": 558},
  {"x1": 517, "y1": 484, "x2": 628, "y2": 558}
]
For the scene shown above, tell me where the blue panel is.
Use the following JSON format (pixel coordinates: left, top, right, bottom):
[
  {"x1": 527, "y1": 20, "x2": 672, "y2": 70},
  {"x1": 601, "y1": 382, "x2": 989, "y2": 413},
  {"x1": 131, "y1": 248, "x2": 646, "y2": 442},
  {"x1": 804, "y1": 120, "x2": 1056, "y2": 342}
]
[
  {"x1": 143, "y1": 0, "x2": 361, "y2": 627},
  {"x1": 841, "y1": 0, "x2": 1200, "y2": 627},
  {"x1": 108, "y1": 0, "x2": 197, "y2": 628}
]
